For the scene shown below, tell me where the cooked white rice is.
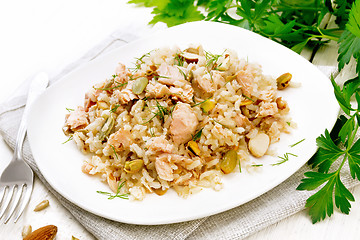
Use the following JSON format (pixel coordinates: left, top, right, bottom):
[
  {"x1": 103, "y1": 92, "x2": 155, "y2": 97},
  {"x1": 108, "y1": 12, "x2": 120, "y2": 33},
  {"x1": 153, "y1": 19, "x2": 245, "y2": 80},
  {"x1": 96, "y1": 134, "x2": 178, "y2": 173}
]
[{"x1": 63, "y1": 45, "x2": 293, "y2": 200}]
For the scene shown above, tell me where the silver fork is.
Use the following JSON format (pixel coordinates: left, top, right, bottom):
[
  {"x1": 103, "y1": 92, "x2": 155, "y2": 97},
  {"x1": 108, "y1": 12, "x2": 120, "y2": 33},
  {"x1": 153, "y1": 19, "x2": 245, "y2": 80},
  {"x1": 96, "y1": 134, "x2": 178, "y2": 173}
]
[{"x1": 0, "y1": 73, "x2": 49, "y2": 223}]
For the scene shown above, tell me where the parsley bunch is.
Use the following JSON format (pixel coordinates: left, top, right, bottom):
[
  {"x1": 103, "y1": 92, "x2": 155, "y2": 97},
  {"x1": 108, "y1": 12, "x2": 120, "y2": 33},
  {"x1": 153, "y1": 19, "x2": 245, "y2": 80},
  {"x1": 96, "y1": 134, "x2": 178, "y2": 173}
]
[{"x1": 128, "y1": 0, "x2": 360, "y2": 223}]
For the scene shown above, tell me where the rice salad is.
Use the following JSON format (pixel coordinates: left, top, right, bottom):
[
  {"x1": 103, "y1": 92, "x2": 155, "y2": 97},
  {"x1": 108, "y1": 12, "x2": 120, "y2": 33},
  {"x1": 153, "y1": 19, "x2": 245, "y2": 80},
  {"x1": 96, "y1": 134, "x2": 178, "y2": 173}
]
[{"x1": 63, "y1": 45, "x2": 294, "y2": 200}]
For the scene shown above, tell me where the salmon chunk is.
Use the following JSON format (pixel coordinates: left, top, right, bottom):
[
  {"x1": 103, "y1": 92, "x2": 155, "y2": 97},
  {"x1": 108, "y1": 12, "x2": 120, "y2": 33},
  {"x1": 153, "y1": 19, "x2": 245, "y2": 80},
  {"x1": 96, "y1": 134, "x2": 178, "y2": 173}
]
[
  {"x1": 236, "y1": 70, "x2": 253, "y2": 97},
  {"x1": 169, "y1": 102, "x2": 198, "y2": 145},
  {"x1": 65, "y1": 106, "x2": 88, "y2": 130}
]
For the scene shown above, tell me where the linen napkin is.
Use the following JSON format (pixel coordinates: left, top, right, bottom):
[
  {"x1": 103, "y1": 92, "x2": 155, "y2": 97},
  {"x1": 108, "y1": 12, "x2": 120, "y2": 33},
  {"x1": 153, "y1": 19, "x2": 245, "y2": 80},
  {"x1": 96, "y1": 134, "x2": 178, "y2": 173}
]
[{"x1": 0, "y1": 25, "x2": 358, "y2": 240}]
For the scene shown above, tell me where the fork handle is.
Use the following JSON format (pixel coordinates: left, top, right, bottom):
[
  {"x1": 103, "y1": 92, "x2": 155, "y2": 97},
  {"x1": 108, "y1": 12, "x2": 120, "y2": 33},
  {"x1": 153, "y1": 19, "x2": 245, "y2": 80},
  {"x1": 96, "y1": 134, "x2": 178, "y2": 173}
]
[{"x1": 14, "y1": 73, "x2": 48, "y2": 160}]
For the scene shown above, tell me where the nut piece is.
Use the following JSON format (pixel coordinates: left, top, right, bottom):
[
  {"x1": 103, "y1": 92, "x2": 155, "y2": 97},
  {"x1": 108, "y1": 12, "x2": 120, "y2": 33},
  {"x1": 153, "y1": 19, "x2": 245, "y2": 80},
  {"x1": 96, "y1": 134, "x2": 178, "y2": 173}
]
[
  {"x1": 22, "y1": 225, "x2": 32, "y2": 239},
  {"x1": 276, "y1": 97, "x2": 288, "y2": 110},
  {"x1": 132, "y1": 76, "x2": 149, "y2": 95},
  {"x1": 248, "y1": 133, "x2": 270, "y2": 158},
  {"x1": 34, "y1": 200, "x2": 49, "y2": 212},
  {"x1": 180, "y1": 52, "x2": 199, "y2": 64},
  {"x1": 153, "y1": 188, "x2": 168, "y2": 196},
  {"x1": 23, "y1": 225, "x2": 57, "y2": 240},
  {"x1": 98, "y1": 115, "x2": 115, "y2": 141},
  {"x1": 200, "y1": 99, "x2": 216, "y2": 114},
  {"x1": 240, "y1": 99, "x2": 253, "y2": 106},
  {"x1": 72, "y1": 236, "x2": 80, "y2": 240},
  {"x1": 187, "y1": 140, "x2": 201, "y2": 156},
  {"x1": 124, "y1": 159, "x2": 144, "y2": 174},
  {"x1": 220, "y1": 149, "x2": 238, "y2": 174},
  {"x1": 276, "y1": 72, "x2": 292, "y2": 90}
]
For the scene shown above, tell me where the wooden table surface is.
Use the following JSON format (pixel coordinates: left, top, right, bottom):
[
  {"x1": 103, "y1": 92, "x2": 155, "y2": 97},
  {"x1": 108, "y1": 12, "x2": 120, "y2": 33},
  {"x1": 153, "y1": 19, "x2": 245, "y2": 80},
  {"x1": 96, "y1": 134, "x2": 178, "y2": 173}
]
[{"x1": 1, "y1": 1, "x2": 359, "y2": 239}]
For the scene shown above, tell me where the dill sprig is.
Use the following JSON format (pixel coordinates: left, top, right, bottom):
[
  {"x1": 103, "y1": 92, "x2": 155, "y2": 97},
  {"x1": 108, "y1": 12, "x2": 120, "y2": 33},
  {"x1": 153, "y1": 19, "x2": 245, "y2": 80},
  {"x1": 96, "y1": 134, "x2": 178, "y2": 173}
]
[
  {"x1": 62, "y1": 135, "x2": 73, "y2": 144},
  {"x1": 96, "y1": 179, "x2": 129, "y2": 200},
  {"x1": 153, "y1": 75, "x2": 170, "y2": 81},
  {"x1": 290, "y1": 138, "x2": 306, "y2": 148},
  {"x1": 141, "y1": 100, "x2": 173, "y2": 124},
  {"x1": 272, "y1": 152, "x2": 298, "y2": 166},
  {"x1": 204, "y1": 50, "x2": 222, "y2": 68},
  {"x1": 177, "y1": 67, "x2": 187, "y2": 80},
  {"x1": 211, "y1": 118, "x2": 229, "y2": 129},
  {"x1": 66, "y1": 108, "x2": 74, "y2": 112},
  {"x1": 251, "y1": 164, "x2": 263, "y2": 167},
  {"x1": 242, "y1": 94, "x2": 254, "y2": 102},
  {"x1": 110, "y1": 104, "x2": 121, "y2": 113},
  {"x1": 174, "y1": 53, "x2": 184, "y2": 66},
  {"x1": 192, "y1": 128, "x2": 203, "y2": 141},
  {"x1": 191, "y1": 97, "x2": 212, "y2": 107},
  {"x1": 95, "y1": 81, "x2": 127, "y2": 91},
  {"x1": 109, "y1": 144, "x2": 119, "y2": 160}
]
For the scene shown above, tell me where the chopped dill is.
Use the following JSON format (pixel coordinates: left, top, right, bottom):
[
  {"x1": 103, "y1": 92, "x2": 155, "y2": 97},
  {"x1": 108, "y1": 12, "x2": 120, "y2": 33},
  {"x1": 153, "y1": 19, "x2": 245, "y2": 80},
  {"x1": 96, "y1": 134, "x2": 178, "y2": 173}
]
[
  {"x1": 135, "y1": 50, "x2": 152, "y2": 64},
  {"x1": 239, "y1": 159, "x2": 242, "y2": 173},
  {"x1": 286, "y1": 121, "x2": 291, "y2": 126},
  {"x1": 153, "y1": 75, "x2": 170, "y2": 81},
  {"x1": 208, "y1": 71, "x2": 214, "y2": 83},
  {"x1": 62, "y1": 135, "x2": 73, "y2": 144},
  {"x1": 129, "y1": 75, "x2": 143, "y2": 81},
  {"x1": 290, "y1": 138, "x2": 305, "y2": 148},
  {"x1": 192, "y1": 128, "x2": 203, "y2": 141},
  {"x1": 212, "y1": 118, "x2": 229, "y2": 129},
  {"x1": 109, "y1": 144, "x2": 119, "y2": 160},
  {"x1": 272, "y1": 152, "x2": 298, "y2": 166},
  {"x1": 191, "y1": 97, "x2": 211, "y2": 107},
  {"x1": 204, "y1": 50, "x2": 222, "y2": 68},
  {"x1": 251, "y1": 164, "x2": 263, "y2": 167},
  {"x1": 95, "y1": 82, "x2": 127, "y2": 91},
  {"x1": 110, "y1": 104, "x2": 120, "y2": 113},
  {"x1": 174, "y1": 53, "x2": 184, "y2": 66},
  {"x1": 177, "y1": 67, "x2": 187, "y2": 80},
  {"x1": 96, "y1": 179, "x2": 129, "y2": 200},
  {"x1": 242, "y1": 94, "x2": 254, "y2": 102},
  {"x1": 66, "y1": 108, "x2": 74, "y2": 112},
  {"x1": 141, "y1": 100, "x2": 172, "y2": 124},
  {"x1": 149, "y1": 127, "x2": 155, "y2": 137}
]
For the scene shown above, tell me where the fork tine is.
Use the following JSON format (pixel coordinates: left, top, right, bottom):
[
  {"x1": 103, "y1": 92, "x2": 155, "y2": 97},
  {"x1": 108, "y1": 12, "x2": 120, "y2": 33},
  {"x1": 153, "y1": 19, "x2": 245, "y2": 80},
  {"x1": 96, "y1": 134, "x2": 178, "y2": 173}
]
[
  {"x1": 4, "y1": 184, "x2": 24, "y2": 224},
  {"x1": 0, "y1": 185, "x2": 16, "y2": 219},
  {"x1": 13, "y1": 184, "x2": 32, "y2": 223},
  {"x1": 0, "y1": 186, "x2": 7, "y2": 206}
]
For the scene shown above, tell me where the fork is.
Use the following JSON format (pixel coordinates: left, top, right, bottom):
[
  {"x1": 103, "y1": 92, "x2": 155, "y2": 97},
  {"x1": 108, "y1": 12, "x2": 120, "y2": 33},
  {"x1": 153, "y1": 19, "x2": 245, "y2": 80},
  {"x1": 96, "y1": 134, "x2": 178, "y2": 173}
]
[{"x1": 0, "y1": 73, "x2": 48, "y2": 223}]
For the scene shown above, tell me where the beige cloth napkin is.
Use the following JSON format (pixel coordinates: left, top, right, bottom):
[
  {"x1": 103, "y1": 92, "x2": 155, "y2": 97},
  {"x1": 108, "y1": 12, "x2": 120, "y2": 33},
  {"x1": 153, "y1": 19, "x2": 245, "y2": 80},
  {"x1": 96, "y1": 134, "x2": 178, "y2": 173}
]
[{"x1": 0, "y1": 26, "x2": 358, "y2": 240}]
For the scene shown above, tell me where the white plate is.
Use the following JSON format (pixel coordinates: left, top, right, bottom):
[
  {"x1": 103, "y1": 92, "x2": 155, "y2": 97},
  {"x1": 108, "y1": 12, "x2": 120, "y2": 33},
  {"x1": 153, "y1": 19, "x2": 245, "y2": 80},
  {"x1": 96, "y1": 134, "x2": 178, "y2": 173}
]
[{"x1": 27, "y1": 21, "x2": 339, "y2": 225}]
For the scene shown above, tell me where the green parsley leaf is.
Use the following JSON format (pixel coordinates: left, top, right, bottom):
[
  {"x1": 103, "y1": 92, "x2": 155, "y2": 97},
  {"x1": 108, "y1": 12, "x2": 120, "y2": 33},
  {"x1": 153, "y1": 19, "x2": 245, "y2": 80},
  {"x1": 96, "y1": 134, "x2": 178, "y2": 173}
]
[
  {"x1": 149, "y1": 0, "x2": 204, "y2": 27},
  {"x1": 346, "y1": 0, "x2": 360, "y2": 38},
  {"x1": 297, "y1": 171, "x2": 355, "y2": 223},
  {"x1": 330, "y1": 75, "x2": 353, "y2": 114},
  {"x1": 308, "y1": 130, "x2": 344, "y2": 173},
  {"x1": 347, "y1": 138, "x2": 360, "y2": 180}
]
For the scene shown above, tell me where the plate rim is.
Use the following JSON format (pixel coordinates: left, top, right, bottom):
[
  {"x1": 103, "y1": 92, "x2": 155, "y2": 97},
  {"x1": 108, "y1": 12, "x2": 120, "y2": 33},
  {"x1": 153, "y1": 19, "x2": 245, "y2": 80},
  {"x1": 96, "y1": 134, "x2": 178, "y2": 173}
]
[{"x1": 27, "y1": 20, "x2": 340, "y2": 225}]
